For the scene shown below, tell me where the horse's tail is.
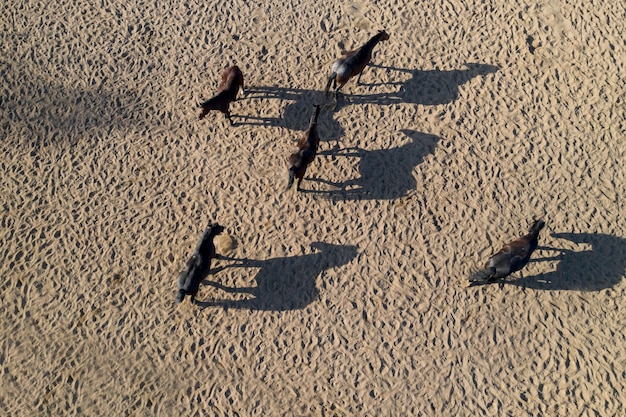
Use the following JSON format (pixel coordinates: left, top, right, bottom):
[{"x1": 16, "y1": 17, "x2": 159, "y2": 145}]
[{"x1": 468, "y1": 267, "x2": 496, "y2": 285}]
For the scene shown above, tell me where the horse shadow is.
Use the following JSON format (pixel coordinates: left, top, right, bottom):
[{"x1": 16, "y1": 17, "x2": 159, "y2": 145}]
[
  {"x1": 234, "y1": 62, "x2": 498, "y2": 137},
  {"x1": 233, "y1": 86, "x2": 344, "y2": 144},
  {"x1": 333, "y1": 62, "x2": 500, "y2": 109},
  {"x1": 305, "y1": 129, "x2": 439, "y2": 200},
  {"x1": 196, "y1": 242, "x2": 358, "y2": 311},
  {"x1": 506, "y1": 232, "x2": 626, "y2": 291}
]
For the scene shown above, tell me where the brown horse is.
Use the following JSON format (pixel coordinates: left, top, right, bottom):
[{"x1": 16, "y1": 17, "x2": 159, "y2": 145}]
[
  {"x1": 469, "y1": 219, "x2": 546, "y2": 286},
  {"x1": 176, "y1": 223, "x2": 225, "y2": 303},
  {"x1": 325, "y1": 30, "x2": 390, "y2": 99},
  {"x1": 198, "y1": 65, "x2": 245, "y2": 124},
  {"x1": 285, "y1": 105, "x2": 322, "y2": 192}
]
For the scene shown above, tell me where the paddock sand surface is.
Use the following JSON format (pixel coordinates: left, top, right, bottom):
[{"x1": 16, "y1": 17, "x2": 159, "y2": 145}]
[{"x1": 1, "y1": 0, "x2": 625, "y2": 415}]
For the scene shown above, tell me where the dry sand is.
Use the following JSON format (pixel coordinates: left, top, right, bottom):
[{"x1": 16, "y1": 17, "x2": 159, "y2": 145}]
[{"x1": 2, "y1": 0, "x2": 625, "y2": 415}]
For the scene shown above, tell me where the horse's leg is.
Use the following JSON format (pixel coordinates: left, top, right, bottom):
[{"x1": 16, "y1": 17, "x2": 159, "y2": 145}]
[
  {"x1": 335, "y1": 80, "x2": 348, "y2": 99},
  {"x1": 357, "y1": 70, "x2": 364, "y2": 85},
  {"x1": 329, "y1": 81, "x2": 345, "y2": 110},
  {"x1": 336, "y1": 79, "x2": 348, "y2": 92},
  {"x1": 325, "y1": 73, "x2": 336, "y2": 97},
  {"x1": 225, "y1": 109, "x2": 234, "y2": 125}
]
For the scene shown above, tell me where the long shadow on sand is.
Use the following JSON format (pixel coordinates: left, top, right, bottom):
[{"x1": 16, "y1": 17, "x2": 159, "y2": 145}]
[
  {"x1": 338, "y1": 62, "x2": 500, "y2": 108},
  {"x1": 504, "y1": 233, "x2": 626, "y2": 291},
  {"x1": 196, "y1": 242, "x2": 358, "y2": 311},
  {"x1": 303, "y1": 129, "x2": 439, "y2": 201},
  {"x1": 233, "y1": 87, "x2": 345, "y2": 144},
  {"x1": 235, "y1": 62, "x2": 498, "y2": 136}
]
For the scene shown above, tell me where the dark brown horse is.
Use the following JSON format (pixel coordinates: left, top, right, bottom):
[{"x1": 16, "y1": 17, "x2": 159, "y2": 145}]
[
  {"x1": 176, "y1": 223, "x2": 225, "y2": 303},
  {"x1": 198, "y1": 65, "x2": 245, "y2": 124},
  {"x1": 469, "y1": 219, "x2": 545, "y2": 285},
  {"x1": 285, "y1": 105, "x2": 322, "y2": 192},
  {"x1": 325, "y1": 30, "x2": 390, "y2": 99}
]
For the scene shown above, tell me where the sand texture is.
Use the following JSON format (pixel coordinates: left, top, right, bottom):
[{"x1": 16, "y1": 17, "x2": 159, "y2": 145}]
[{"x1": 2, "y1": 0, "x2": 626, "y2": 415}]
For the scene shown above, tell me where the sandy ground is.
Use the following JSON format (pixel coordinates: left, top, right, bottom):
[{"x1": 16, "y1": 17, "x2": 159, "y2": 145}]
[{"x1": 2, "y1": 0, "x2": 626, "y2": 415}]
